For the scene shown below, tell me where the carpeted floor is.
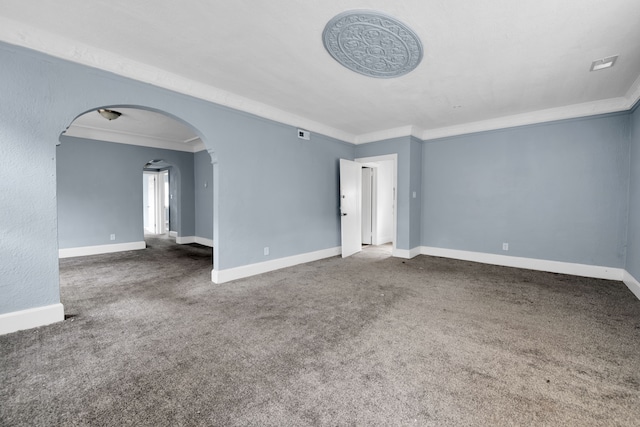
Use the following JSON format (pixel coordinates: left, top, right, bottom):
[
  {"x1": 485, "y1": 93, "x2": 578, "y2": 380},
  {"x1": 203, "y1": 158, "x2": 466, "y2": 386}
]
[{"x1": 1, "y1": 237, "x2": 639, "y2": 426}]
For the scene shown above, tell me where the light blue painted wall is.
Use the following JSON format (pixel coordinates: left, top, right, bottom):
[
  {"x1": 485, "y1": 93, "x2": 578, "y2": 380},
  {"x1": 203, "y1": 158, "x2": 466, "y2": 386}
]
[
  {"x1": 421, "y1": 114, "x2": 630, "y2": 268},
  {"x1": 217, "y1": 118, "x2": 354, "y2": 268},
  {"x1": 57, "y1": 136, "x2": 195, "y2": 248},
  {"x1": 194, "y1": 150, "x2": 214, "y2": 241},
  {"x1": 0, "y1": 42, "x2": 353, "y2": 314},
  {"x1": 409, "y1": 137, "x2": 423, "y2": 249},
  {"x1": 0, "y1": 48, "x2": 61, "y2": 313},
  {"x1": 626, "y1": 104, "x2": 640, "y2": 279}
]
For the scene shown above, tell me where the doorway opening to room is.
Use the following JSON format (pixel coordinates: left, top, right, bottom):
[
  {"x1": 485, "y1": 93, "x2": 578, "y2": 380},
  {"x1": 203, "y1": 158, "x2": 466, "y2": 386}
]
[
  {"x1": 143, "y1": 168, "x2": 169, "y2": 235},
  {"x1": 339, "y1": 154, "x2": 397, "y2": 258},
  {"x1": 58, "y1": 105, "x2": 213, "y2": 255}
]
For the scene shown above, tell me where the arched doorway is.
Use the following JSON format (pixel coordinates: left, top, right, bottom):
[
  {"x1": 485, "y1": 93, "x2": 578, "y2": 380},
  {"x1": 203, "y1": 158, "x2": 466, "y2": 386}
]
[{"x1": 57, "y1": 105, "x2": 213, "y2": 256}]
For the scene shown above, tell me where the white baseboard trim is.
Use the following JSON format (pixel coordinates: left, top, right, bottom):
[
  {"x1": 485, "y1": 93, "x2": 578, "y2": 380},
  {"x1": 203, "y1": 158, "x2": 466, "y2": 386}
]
[
  {"x1": 392, "y1": 247, "x2": 422, "y2": 259},
  {"x1": 623, "y1": 271, "x2": 640, "y2": 300},
  {"x1": 169, "y1": 231, "x2": 178, "y2": 238},
  {"x1": 0, "y1": 303, "x2": 64, "y2": 335},
  {"x1": 195, "y1": 237, "x2": 214, "y2": 247},
  {"x1": 212, "y1": 246, "x2": 341, "y2": 284},
  {"x1": 175, "y1": 236, "x2": 196, "y2": 244},
  {"x1": 374, "y1": 236, "x2": 393, "y2": 246},
  {"x1": 59, "y1": 241, "x2": 146, "y2": 258},
  {"x1": 419, "y1": 246, "x2": 624, "y2": 281},
  {"x1": 175, "y1": 236, "x2": 213, "y2": 246}
]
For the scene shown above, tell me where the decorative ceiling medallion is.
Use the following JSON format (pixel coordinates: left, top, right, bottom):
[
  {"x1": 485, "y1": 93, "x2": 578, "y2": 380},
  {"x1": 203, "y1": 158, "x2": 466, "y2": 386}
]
[{"x1": 322, "y1": 10, "x2": 423, "y2": 78}]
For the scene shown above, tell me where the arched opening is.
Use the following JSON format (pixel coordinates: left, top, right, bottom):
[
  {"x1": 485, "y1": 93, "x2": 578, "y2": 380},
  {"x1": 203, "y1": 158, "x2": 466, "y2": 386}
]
[{"x1": 56, "y1": 104, "x2": 214, "y2": 263}]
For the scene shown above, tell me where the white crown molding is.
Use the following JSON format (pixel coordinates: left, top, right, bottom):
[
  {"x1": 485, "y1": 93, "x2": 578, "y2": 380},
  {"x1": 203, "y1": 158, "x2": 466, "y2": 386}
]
[
  {"x1": 191, "y1": 140, "x2": 206, "y2": 152},
  {"x1": 420, "y1": 96, "x2": 632, "y2": 141},
  {"x1": 354, "y1": 125, "x2": 425, "y2": 145},
  {"x1": 63, "y1": 123, "x2": 202, "y2": 153},
  {"x1": 2, "y1": 16, "x2": 638, "y2": 148},
  {"x1": 625, "y1": 74, "x2": 640, "y2": 108},
  {"x1": 0, "y1": 17, "x2": 356, "y2": 144}
]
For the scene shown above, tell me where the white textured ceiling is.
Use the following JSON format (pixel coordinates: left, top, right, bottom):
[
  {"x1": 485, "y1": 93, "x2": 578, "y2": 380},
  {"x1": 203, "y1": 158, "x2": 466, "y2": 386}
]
[{"x1": 2, "y1": 0, "x2": 639, "y2": 144}]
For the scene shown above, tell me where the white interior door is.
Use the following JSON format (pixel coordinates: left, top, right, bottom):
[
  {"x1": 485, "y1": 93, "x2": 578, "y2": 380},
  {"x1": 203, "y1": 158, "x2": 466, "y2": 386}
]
[
  {"x1": 340, "y1": 159, "x2": 362, "y2": 257},
  {"x1": 143, "y1": 173, "x2": 156, "y2": 234},
  {"x1": 143, "y1": 171, "x2": 167, "y2": 235}
]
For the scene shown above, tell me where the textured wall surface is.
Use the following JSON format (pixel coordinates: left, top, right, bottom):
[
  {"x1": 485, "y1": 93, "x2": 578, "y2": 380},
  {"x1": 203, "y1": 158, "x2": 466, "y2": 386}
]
[
  {"x1": 409, "y1": 137, "x2": 423, "y2": 249},
  {"x1": 194, "y1": 150, "x2": 214, "y2": 241},
  {"x1": 216, "y1": 118, "x2": 353, "y2": 268},
  {"x1": 57, "y1": 136, "x2": 195, "y2": 248},
  {"x1": 422, "y1": 113, "x2": 630, "y2": 267},
  {"x1": 1, "y1": 37, "x2": 636, "y2": 320},
  {"x1": 626, "y1": 105, "x2": 640, "y2": 278},
  {"x1": 0, "y1": 48, "x2": 61, "y2": 313},
  {"x1": 0, "y1": 42, "x2": 353, "y2": 314}
]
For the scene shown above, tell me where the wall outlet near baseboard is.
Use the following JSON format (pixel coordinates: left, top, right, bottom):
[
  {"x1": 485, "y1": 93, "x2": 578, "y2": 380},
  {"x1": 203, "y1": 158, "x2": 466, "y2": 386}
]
[
  {"x1": 264, "y1": 246, "x2": 269, "y2": 256},
  {"x1": 110, "y1": 234, "x2": 116, "y2": 241},
  {"x1": 502, "y1": 242, "x2": 509, "y2": 251}
]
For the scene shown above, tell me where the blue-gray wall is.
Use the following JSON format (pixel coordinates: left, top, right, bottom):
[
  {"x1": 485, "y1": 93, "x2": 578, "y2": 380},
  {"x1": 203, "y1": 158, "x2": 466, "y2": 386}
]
[
  {"x1": 194, "y1": 150, "x2": 214, "y2": 241},
  {"x1": 626, "y1": 104, "x2": 640, "y2": 278},
  {"x1": 409, "y1": 137, "x2": 423, "y2": 250},
  {"x1": 57, "y1": 136, "x2": 195, "y2": 248},
  {"x1": 1, "y1": 38, "x2": 638, "y2": 319},
  {"x1": 217, "y1": 118, "x2": 353, "y2": 268},
  {"x1": 0, "y1": 42, "x2": 353, "y2": 314},
  {"x1": 422, "y1": 114, "x2": 630, "y2": 267},
  {"x1": 355, "y1": 136, "x2": 421, "y2": 251}
]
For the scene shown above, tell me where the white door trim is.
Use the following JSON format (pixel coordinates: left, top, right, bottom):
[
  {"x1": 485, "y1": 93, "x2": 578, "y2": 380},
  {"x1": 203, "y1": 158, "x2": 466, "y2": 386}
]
[{"x1": 355, "y1": 154, "x2": 398, "y2": 252}]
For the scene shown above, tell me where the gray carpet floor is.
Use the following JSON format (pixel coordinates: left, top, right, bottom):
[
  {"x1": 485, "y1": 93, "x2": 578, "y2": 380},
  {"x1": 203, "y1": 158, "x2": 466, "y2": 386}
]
[{"x1": 1, "y1": 237, "x2": 640, "y2": 426}]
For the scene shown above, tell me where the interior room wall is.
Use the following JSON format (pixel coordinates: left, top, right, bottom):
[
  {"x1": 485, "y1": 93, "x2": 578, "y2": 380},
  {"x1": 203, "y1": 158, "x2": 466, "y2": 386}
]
[
  {"x1": 625, "y1": 103, "x2": 640, "y2": 280},
  {"x1": 194, "y1": 149, "x2": 214, "y2": 242},
  {"x1": 216, "y1": 119, "x2": 354, "y2": 269},
  {"x1": 355, "y1": 136, "x2": 416, "y2": 253},
  {"x1": 57, "y1": 136, "x2": 195, "y2": 248},
  {"x1": 409, "y1": 137, "x2": 423, "y2": 250},
  {"x1": 0, "y1": 41, "x2": 355, "y2": 320},
  {"x1": 421, "y1": 113, "x2": 631, "y2": 268}
]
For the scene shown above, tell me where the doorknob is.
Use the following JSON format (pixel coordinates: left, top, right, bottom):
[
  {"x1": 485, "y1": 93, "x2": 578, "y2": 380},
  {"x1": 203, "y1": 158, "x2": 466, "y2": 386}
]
[{"x1": 341, "y1": 213, "x2": 347, "y2": 216}]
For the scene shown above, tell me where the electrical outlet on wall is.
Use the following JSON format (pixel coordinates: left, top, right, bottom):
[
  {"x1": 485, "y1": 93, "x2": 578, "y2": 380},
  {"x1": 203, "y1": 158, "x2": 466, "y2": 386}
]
[
  {"x1": 502, "y1": 242, "x2": 509, "y2": 251},
  {"x1": 264, "y1": 247, "x2": 269, "y2": 256},
  {"x1": 110, "y1": 234, "x2": 116, "y2": 241}
]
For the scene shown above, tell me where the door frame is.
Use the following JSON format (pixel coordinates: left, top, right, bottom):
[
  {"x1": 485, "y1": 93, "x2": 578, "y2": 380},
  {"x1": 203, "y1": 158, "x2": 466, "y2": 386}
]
[
  {"x1": 143, "y1": 170, "x2": 168, "y2": 235},
  {"x1": 355, "y1": 154, "x2": 398, "y2": 253}
]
